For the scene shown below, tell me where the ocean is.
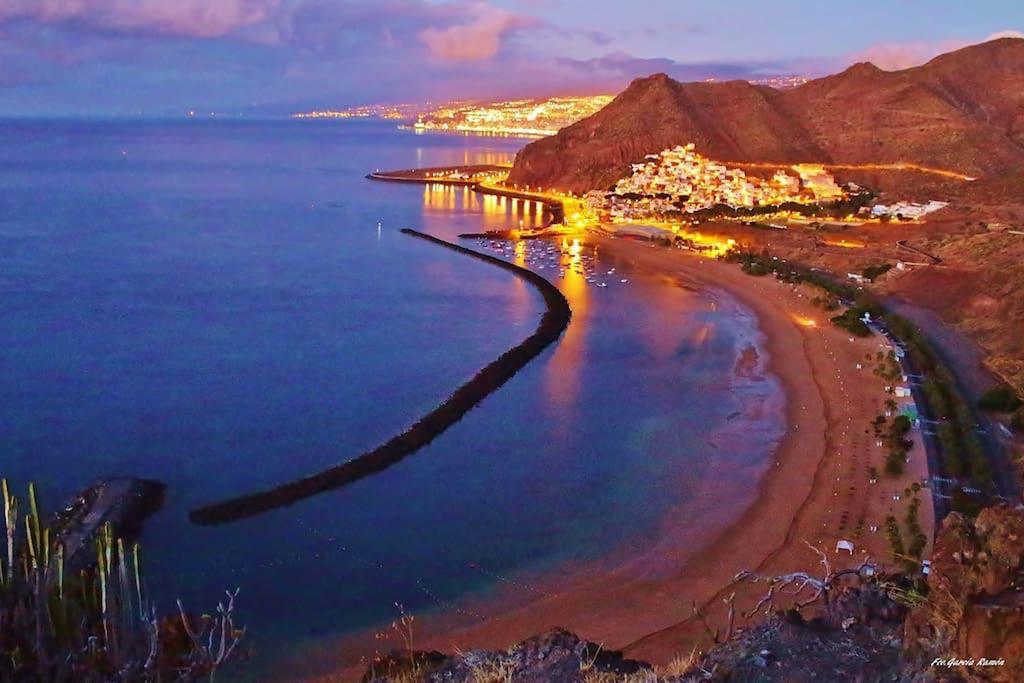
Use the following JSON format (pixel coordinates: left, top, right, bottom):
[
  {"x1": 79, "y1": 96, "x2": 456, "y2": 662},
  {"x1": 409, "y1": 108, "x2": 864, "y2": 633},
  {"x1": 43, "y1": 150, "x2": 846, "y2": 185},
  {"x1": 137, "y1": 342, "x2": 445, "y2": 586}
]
[{"x1": 0, "y1": 119, "x2": 782, "y2": 677}]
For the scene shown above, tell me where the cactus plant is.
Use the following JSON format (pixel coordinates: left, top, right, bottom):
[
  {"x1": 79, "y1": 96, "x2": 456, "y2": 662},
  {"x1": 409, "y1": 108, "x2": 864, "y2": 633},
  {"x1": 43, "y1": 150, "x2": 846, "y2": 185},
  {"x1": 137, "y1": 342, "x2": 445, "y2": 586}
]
[{"x1": 0, "y1": 478, "x2": 245, "y2": 681}]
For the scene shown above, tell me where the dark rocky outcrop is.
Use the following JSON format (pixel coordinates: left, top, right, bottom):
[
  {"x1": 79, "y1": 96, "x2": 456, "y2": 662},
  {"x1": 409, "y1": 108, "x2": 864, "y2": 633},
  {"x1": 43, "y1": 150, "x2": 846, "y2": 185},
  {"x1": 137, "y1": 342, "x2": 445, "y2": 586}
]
[
  {"x1": 824, "y1": 582, "x2": 909, "y2": 631},
  {"x1": 362, "y1": 628, "x2": 650, "y2": 683},
  {"x1": 50, "y1": 477, "x2": 166, "y2": 573},
  {"x1": 683, "y1": 611, "x2": 904, "y2": 682},
  {"x1": 903, "y1": 505, "x2": 1024, "y2": 682},
  {"x1": 359, "y1": 612, "x2": 905, "y2": 682}
]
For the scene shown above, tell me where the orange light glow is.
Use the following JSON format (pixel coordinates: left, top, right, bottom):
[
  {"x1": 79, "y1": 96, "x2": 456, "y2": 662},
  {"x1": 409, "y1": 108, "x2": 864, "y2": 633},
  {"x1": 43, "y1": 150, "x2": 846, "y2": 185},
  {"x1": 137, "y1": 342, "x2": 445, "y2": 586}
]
[
  {"x1": 412, "y1": 95, "x2": 615, "y2": 138},
  {"x1": 822, "y1": 238, "x2": 867, "y2": 249},
  {"x1": 512, "y1": 240, "x2": 527, "y2": 267},
  {"x1": 545, "y1": 238, "x2": 589, "y2": 410},
  {"x1": 727, "y1": 160, "x2": 975, "y2": 182},
  {"x1": 675, "y1": 229, "x2": 737, "y2": 258}
]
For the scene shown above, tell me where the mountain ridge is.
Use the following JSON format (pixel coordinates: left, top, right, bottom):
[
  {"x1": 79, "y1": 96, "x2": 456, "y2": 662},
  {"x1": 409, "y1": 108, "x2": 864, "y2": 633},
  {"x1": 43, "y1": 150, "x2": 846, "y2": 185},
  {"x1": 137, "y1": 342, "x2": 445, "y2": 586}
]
[{"x1": 507, "y1": 38, "x2": 1024, "y2": 194}]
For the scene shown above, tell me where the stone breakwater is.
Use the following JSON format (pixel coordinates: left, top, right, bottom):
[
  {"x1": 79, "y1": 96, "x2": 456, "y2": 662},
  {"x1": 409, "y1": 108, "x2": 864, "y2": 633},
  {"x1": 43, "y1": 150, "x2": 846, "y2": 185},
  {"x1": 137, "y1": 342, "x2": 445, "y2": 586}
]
[
  {"x1": 367, "y1": 167, "x2": 566, "y2": 226},
  {"x1": 189, "y1": 229, "x2": 571, "y2": 525}
]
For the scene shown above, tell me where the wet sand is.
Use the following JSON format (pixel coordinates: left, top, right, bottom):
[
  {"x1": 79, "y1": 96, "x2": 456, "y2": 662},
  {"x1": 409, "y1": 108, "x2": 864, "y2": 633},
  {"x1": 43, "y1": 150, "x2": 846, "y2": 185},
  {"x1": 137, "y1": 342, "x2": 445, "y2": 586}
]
[
  {"x1": 301, "y1": 236, "x2": 933, "y2": 681},
  {"x1": 601, "y1": 239, "x2": 933, "y2": 662}
]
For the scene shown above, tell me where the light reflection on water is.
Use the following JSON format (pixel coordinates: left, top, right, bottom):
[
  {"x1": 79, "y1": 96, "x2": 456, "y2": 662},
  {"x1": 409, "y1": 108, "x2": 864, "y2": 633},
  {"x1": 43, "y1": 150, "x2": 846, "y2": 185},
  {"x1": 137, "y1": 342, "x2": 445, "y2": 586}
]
[
  {"x1": 422, "y1": 185, "x2": 547, "y2": 232},
  {"x1": 545, "y1": 238, "x2": 589, "y2": 411}
]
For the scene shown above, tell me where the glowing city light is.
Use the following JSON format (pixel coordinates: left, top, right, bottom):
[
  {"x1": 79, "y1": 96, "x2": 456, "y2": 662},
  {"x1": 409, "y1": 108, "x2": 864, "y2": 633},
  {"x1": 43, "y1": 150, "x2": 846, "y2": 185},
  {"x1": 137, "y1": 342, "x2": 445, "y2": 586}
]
[
  {"x1": 411, "y1": 96, "x2": 615, "y2": 138},
  {"x1": 583, "y1": 144, "x2": 848, "y2": 222},
  {"x1": 792, "y1": 315, "x2": 819, "y2": 328}
]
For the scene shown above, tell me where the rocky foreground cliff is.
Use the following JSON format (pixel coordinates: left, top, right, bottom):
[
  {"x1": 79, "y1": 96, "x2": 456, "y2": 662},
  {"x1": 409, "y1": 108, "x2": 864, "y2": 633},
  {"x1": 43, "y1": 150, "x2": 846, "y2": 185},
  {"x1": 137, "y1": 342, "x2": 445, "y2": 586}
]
[
  {"x1": 364, "y1": 505, "x2": 1024, "y2": 682},
  {"x1": 507, "y1": 38, "x2": 1024, "y2": 194}
]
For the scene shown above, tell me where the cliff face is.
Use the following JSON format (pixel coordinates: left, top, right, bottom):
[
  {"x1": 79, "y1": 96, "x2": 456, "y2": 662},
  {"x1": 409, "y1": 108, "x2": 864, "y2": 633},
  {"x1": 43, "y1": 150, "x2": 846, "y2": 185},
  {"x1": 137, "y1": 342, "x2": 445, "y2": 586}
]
[
  {"x1": 507, "y1": 38, "x2": 1024, "y2": 194},
  {"x1": 904, "y1": 504, "x2": 1024, "y2": 683},
  {"x1": 506, "y1": 75, "x2": 825, "y2": 193}
]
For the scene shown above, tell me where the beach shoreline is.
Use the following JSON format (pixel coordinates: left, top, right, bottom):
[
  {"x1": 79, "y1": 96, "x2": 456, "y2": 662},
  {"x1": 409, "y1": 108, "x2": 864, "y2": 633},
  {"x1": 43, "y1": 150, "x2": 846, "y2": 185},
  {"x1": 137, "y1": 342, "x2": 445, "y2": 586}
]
[{"x1": 299, "y1": 234, "x2": 932, "y2": 681}]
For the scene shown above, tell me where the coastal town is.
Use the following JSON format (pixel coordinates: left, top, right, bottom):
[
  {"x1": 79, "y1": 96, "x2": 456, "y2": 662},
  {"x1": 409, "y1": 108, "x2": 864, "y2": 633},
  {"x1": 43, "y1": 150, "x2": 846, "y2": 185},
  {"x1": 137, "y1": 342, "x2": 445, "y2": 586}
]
[
  {"x1": 374, "y1": 141, "x2": 968, "y2": 258},
  {"x1": 410, "y1": 95, "x2": 615, "y2": 137},
  {"x1": 291, "y1": 102, "x2": 421, "y2": 120},
  {"x1": 290, "y1": 95, "x2": 617, "y2": 136},
  {"x1": 293, "y1": 77, "x2": 810, "y2": 139},
  {"x1": 583, "y1": 144, "x2": 848, "y2": 221}
]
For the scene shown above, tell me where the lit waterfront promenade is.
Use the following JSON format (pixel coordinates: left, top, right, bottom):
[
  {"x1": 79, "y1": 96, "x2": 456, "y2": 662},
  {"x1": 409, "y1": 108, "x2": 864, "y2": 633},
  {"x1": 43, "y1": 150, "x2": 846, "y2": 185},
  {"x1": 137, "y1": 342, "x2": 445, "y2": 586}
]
[{"x1": 368, "y1": 166, "x2": 568, "y2": 227}]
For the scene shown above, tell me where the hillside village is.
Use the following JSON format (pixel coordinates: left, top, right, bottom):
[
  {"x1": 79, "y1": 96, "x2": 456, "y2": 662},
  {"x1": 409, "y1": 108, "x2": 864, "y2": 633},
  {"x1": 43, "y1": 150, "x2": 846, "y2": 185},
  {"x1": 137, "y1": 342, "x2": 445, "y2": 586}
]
[{"x1": 583, "y1": 144, "x2": 847, "y2": 221}]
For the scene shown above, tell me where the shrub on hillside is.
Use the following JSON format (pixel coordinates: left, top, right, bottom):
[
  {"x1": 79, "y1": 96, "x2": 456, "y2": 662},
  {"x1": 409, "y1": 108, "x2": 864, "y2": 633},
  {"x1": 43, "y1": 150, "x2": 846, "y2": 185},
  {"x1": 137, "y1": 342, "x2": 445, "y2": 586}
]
[
  {"x1": 831, "y1": 309, "x2": 872, "y2": 337},
  {"x1": 978, "y1": 385, "x2": 1022, "y2": 413},
  {"x1": 741, "y1": 260, "x2": 770, "y2": 276},
  {"x1": 885, "y1": 453, "x2": 906, "y2": 476},
  {"x1": 861, "y1": 263, "x2": 893, "y2": 282}
]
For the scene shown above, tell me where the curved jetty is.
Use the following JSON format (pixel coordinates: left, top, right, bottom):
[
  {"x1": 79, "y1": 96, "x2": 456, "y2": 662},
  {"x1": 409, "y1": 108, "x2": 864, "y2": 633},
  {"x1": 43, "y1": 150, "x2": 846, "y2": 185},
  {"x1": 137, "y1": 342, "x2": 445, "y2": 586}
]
[
  {"x1": 368, "y1": 166, "x2": 566, "y2": 226},
  {"x1": 365, "y1": 164, "x2": 507, "y2": 186},
  {"x1": 190, "y1": 229, "x2": 571, "y2": 525}
]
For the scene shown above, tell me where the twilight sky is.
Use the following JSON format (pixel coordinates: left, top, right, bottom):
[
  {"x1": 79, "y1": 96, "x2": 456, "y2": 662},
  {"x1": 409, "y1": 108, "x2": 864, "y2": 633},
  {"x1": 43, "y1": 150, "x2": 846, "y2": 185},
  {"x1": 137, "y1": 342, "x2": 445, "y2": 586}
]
[{"x1": 0, "y1": 0, "x2": 1021, "y2": 116}]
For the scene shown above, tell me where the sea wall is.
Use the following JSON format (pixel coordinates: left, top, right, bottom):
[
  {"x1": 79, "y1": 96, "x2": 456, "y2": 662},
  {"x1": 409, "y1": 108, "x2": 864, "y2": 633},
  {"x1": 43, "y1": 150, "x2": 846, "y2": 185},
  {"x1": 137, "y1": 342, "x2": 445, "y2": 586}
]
[
  {"x1": 469, "y1": 183, "x2": 565, "y2": 225},
  {"x1": 365, "y1": 164, "x2": 507, "y2": 186},
  {"x1": 190, "y1": 229, "x2": 571, "y2": 525},
  {"x1": 367, "y1": 168, "x2": 566, "y2": 227}
]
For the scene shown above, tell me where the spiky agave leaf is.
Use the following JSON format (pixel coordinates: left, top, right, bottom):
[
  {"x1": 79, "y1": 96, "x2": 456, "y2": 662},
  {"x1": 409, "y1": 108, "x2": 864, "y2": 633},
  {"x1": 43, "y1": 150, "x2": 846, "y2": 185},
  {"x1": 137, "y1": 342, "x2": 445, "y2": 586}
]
[
  {"x1": 133, "y1": 543, "x2": 144, "y2": 620},
  {"x1": 27, "y1": 482, "x2": 42, "y2": 564},
  {"x1": 25, "y1": 514, "x2": 37, "y2": 569},
  {"x1": 3, "y1": 479, "x2": 18, "y2": 584}
]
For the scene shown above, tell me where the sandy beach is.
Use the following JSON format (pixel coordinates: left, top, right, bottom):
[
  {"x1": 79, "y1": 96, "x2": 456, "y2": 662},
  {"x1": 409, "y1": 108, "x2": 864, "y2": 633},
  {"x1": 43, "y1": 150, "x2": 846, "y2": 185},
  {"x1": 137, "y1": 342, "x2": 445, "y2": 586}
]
[{"x1": 303, "y1": 234, "x2": 933, "y2": 681}]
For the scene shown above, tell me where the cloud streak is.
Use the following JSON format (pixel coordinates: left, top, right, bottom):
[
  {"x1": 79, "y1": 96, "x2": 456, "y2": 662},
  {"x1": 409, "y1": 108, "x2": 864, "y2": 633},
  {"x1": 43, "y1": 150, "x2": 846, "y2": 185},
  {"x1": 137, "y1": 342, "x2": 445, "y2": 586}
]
[
  {"x1": 0, "y1": 0, "x2": 282, "y2": 38},
  {"x1": 558, "y1": 51, "x2": 786, "y2": 83},
  {"x1": 851, "y1": 29, "x2": 1023, "y2": 70}
]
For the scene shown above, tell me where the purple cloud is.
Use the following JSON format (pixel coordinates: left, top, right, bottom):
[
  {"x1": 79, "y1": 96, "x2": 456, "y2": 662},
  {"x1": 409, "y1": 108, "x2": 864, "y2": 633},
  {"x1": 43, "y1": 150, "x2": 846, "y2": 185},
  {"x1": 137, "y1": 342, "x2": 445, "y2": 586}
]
[
  {"x1": 558, "y1": 51, "x2": 787, "y2": 84},
  {"x1": 0, "y1": 0, "x2": 282, "y2": 39},
  {"x1": 849, "y1": 30, "x2": 1023, "y2": 70},
  {"x1": 418, "y1": 2, "x2": 539, "y2": 61}
]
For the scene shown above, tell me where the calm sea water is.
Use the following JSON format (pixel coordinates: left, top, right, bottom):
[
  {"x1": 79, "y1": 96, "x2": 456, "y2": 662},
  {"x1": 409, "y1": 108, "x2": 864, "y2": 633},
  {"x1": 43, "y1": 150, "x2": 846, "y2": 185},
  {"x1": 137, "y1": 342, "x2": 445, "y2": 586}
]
[{"x1": 0, "y1": 119, "x2": 782, "y2": 677}]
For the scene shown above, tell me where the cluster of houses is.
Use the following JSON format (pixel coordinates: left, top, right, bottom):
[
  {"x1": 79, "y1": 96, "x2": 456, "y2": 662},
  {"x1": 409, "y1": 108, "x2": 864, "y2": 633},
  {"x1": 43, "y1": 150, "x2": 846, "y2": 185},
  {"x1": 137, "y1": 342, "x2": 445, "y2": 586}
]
[
  {"x1": 412, "y1": 95, "x2": 615, "y2": 138},
  {"x1": 865, "y1": 200, "x2": 949, "y2": 220},
  {"x1": 583, "y1": 144, "x2": 846, "y2": 221}
]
